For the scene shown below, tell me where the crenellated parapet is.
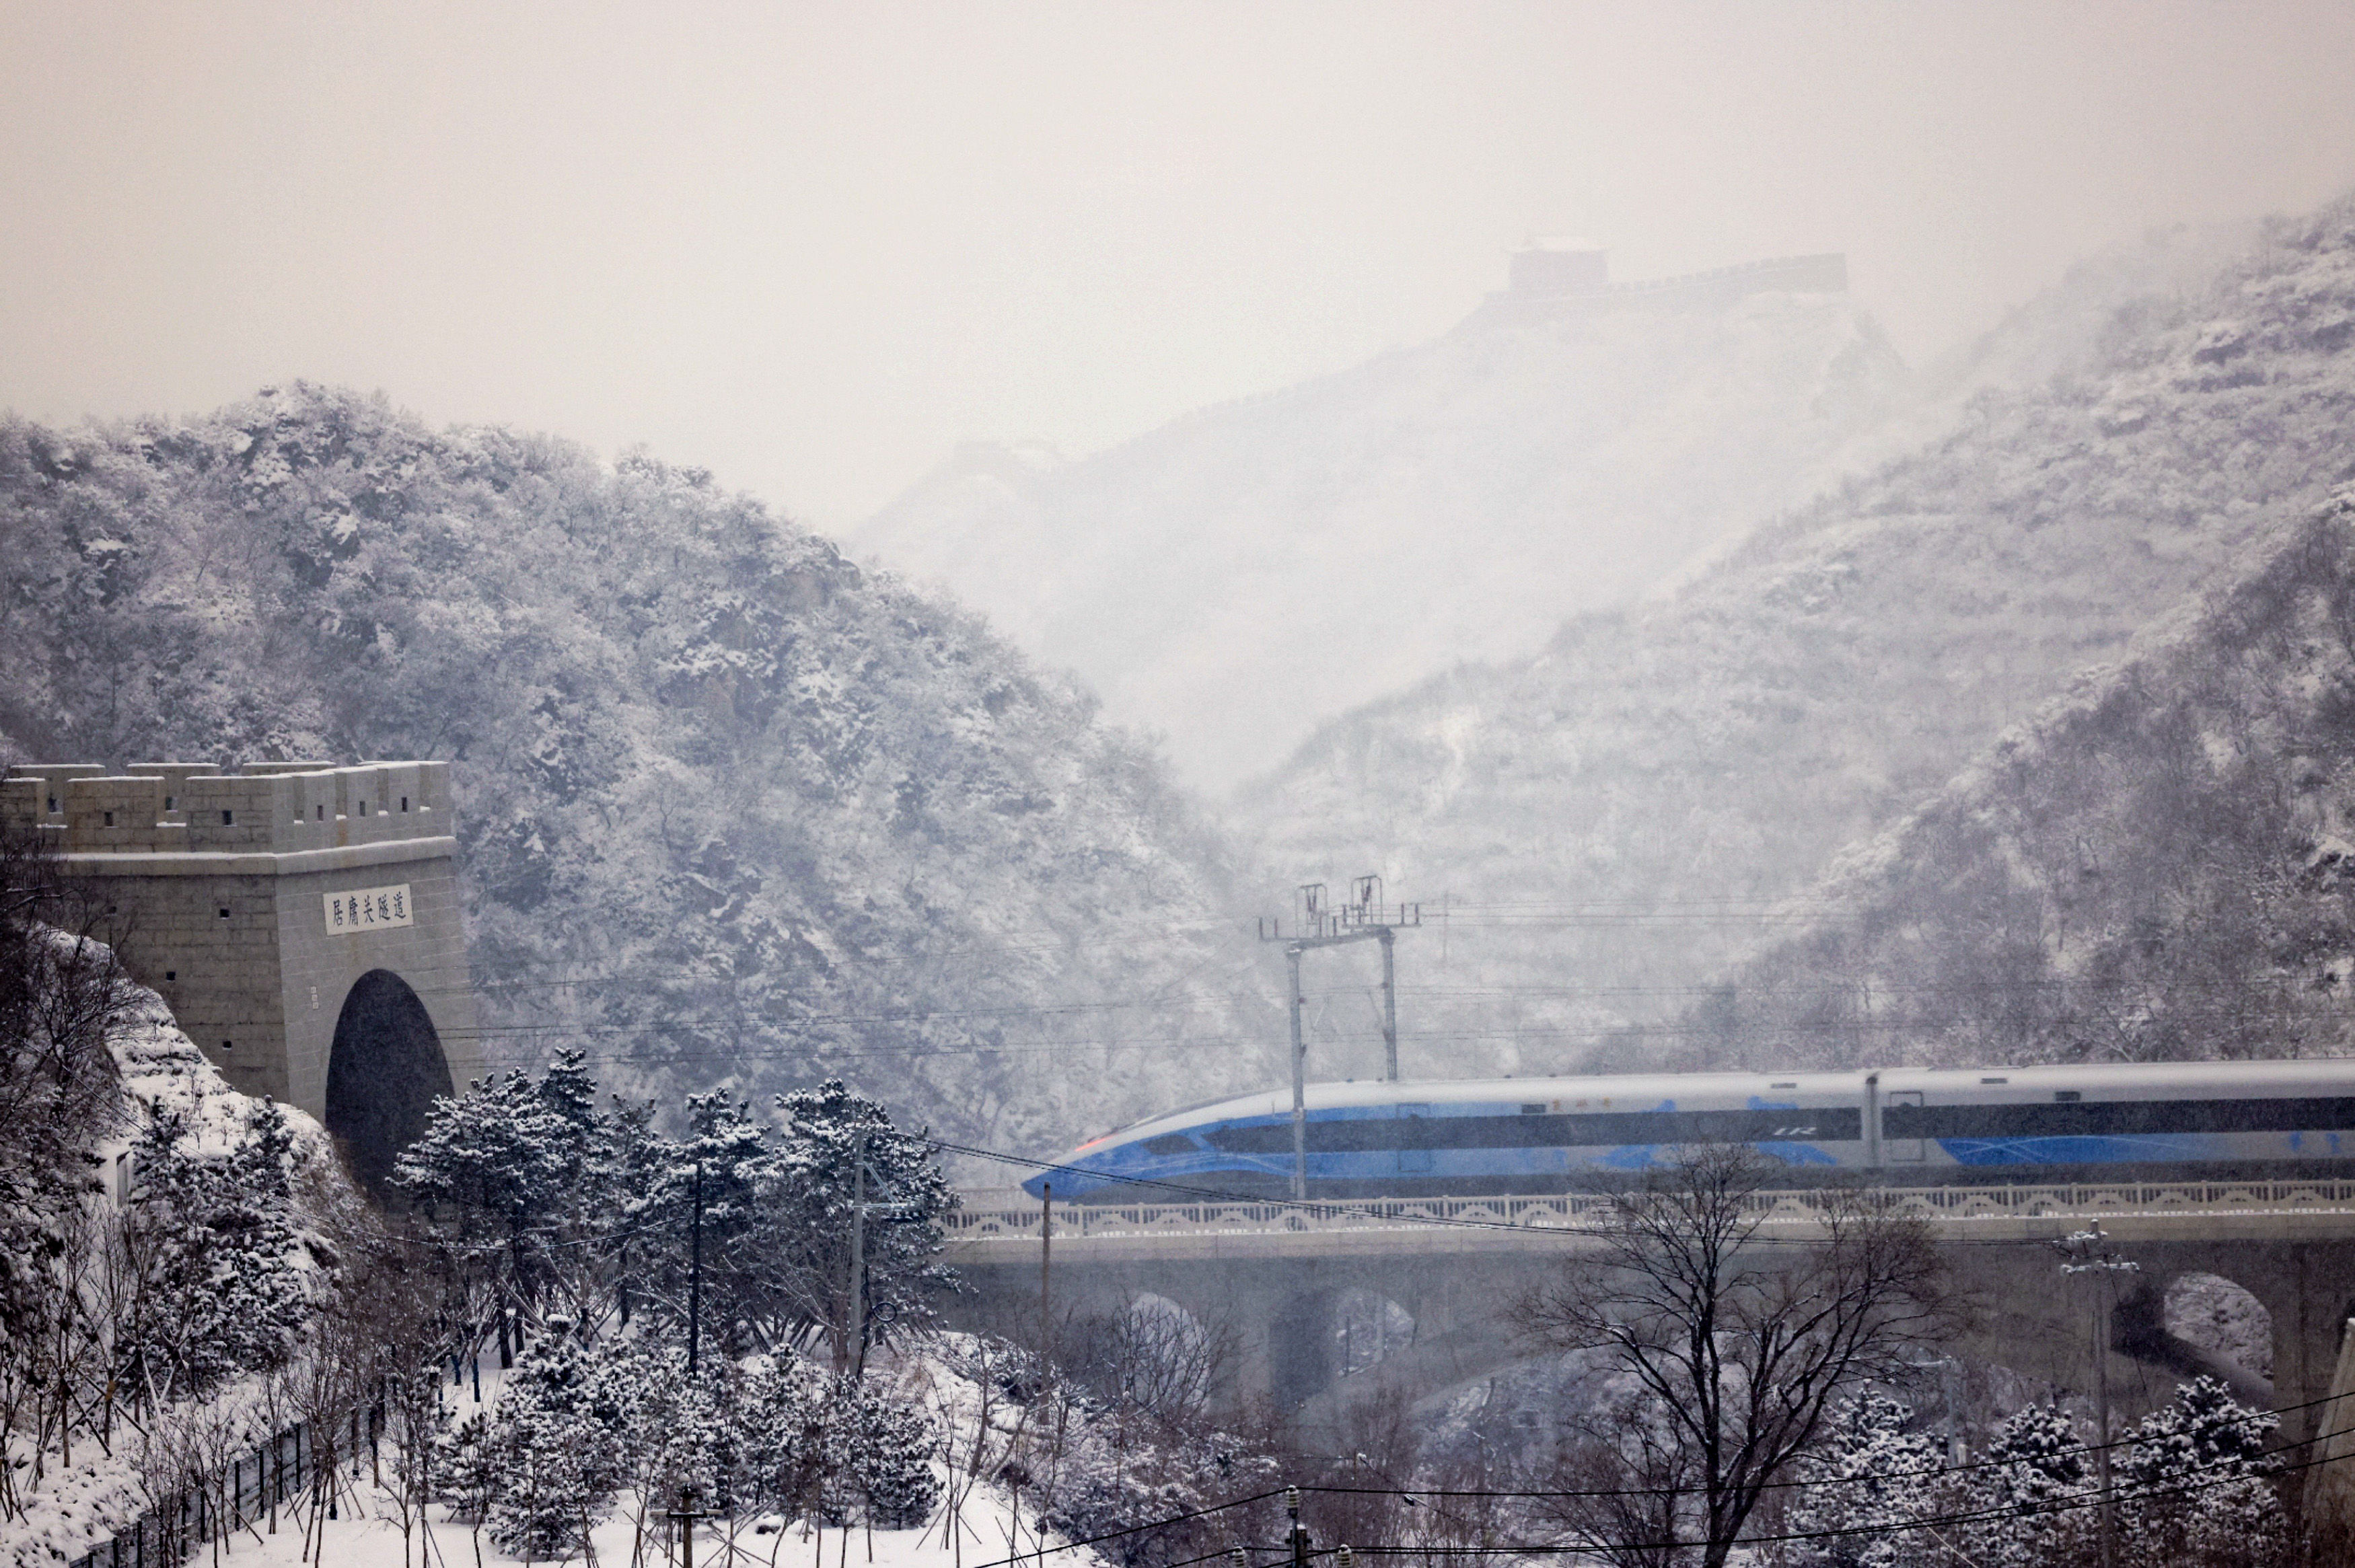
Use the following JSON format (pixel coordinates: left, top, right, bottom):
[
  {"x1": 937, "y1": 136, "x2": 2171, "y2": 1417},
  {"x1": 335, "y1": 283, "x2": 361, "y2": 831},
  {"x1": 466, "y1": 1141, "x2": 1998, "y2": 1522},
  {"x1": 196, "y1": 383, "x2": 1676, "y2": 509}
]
[
  {"x1": 2, "y1": 760, "x2": 455, "y2": 855},
  {"x1": 2, "y1": 759, "x2": 482, "y2": 1195}
]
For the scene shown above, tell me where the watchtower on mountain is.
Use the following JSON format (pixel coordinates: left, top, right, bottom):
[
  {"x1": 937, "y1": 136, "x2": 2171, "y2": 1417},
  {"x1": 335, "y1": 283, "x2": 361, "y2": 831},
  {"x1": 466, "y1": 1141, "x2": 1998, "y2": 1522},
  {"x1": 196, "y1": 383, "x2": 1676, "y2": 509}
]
[
  {"x1": 1478, "y1": 238, "x2": 1851, "y2": 328},
  {"x1": 1507, "y1": 235, "x2": 1609, "y2": 293},
  {"x1": 1, "y1": 760, "x2": 484, "y2": 1193}
]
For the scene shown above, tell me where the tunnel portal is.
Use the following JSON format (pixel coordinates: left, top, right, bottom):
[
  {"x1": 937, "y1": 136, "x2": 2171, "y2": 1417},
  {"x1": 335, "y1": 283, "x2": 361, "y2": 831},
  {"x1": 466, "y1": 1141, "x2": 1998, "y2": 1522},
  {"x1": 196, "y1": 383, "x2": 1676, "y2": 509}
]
[{"x1": 326, "y1": 969, "x2": 456, "y2": 1196}]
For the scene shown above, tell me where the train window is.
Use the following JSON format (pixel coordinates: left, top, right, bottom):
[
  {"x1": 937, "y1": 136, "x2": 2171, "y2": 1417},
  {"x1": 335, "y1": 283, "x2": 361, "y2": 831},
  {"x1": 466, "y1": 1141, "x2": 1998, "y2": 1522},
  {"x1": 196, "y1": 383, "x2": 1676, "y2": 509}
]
[
  {"x1": 1771, "y1": 1082, "x2": 1798, "y2": 1088},
  {"x1": 2054, "y1": 1090, "x2": 2082, "y2": 1103},
  {"x1": 1980, "y1": 1076, "x2": 2008, "y2": 1084},
  {"x1": 1520, "y1": 1103, "x2": 1546, "y2": 1115},
  {"x1": 1141, "y1": 1133, "x2": 1196, "y2": 1156}
]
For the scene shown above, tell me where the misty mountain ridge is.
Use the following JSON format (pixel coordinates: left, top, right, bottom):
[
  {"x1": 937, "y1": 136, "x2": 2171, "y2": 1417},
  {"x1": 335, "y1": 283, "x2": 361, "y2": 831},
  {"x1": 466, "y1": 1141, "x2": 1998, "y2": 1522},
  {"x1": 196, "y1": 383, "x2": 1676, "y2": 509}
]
[
  {"x1": 1235, "y1": 194, "x2": 2355, "y2": 1080},
  {"x1": 856, "y1": 253, "x2": 1910, "y2": 789}
]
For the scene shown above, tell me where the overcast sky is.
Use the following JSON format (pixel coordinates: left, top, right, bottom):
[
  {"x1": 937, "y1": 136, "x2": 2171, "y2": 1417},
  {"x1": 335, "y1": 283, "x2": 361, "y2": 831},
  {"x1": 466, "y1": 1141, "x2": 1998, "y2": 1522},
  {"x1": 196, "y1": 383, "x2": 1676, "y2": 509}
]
[{"x1": 4, "y1": 1, "x2": 2354, "y2": 529}]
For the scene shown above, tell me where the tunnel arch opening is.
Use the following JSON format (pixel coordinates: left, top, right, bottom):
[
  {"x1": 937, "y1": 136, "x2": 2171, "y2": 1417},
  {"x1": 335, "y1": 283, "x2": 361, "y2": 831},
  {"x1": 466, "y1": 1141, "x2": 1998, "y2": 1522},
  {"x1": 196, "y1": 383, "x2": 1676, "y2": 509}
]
[
  {"x1": 2162, "y1": 1271, "x2": 2274, "y2": 1384},
  {"x1": 325, "y1": 968, "x2": 455, "y2": 1199}
]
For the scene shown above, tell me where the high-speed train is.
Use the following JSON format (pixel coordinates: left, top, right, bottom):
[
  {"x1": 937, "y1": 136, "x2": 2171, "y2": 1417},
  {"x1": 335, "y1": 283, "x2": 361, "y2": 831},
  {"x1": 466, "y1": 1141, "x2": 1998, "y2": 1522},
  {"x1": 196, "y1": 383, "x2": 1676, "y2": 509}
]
[{"x1": 1021, "y1": 1061, "x2": 2355, "y2": 1202}]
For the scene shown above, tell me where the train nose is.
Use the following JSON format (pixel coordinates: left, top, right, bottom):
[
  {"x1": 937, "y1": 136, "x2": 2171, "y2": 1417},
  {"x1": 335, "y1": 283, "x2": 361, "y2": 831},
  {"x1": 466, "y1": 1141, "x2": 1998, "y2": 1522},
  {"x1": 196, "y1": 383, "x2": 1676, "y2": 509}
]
[{"x1": 1023, "y1": 1137, "x2": 1122, "y2": 1199}]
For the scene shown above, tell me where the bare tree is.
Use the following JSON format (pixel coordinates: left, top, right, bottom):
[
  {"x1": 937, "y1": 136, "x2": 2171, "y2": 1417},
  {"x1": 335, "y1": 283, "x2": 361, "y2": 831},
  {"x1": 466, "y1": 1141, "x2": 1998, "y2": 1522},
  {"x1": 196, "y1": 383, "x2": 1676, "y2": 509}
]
[
  {"x1": 0, "y1": 821, "x2": 131, "y2": 1516},
  {"x1": 1515, "y1": 1145, "x2": 1963, "y2": 1568},
  {"x1": 1078, "y1": 1299, "x2": 1235, "y2": 1426}
]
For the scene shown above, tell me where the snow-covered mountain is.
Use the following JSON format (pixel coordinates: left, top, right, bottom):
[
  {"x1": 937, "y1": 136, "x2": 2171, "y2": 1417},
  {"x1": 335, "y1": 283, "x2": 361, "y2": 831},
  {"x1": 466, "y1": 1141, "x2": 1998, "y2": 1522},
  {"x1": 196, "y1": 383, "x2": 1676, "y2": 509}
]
[
  {"x1": 1703, "y1": 486, "x2": 2355, "y2": 1073},
  {"x1": 1231, "y1": 195, "x2": 2355, "y2": 1079},
  {"x1": 0, "y1": 389, "x2": 1280, "y2": 1158},
  {"x1": 855, "y1": 257, "x2": 1907, "y2": 788}
]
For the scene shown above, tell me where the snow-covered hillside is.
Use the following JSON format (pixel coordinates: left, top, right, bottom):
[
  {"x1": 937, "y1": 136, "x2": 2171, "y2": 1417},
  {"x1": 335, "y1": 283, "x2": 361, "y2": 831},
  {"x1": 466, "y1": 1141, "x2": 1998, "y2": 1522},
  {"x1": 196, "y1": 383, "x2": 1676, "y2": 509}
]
[
  {"x1": 1234, "y1": 194, "x2": 2355, "y2": 1080},
  {"x1": 1706, "y1": 488, "x2": 2355, "y2": 1072},
  {"x1": 857, "y1": 280, "x2": 1906, "y2": 788},
  {"x1": 0, "y1": 392, "x2": 1282, "y2": 1160},
  {"x1": 0, "y1": 959, "x2": 353, "y2": 1568}
]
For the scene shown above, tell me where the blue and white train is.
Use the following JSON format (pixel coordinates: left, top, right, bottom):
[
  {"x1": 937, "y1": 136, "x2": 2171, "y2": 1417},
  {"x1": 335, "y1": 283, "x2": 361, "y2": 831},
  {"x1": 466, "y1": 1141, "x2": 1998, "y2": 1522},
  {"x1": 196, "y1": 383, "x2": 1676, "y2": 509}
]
[{"x1": 1022, "y1": 1060, "x2": 2355, "y2": 1201}]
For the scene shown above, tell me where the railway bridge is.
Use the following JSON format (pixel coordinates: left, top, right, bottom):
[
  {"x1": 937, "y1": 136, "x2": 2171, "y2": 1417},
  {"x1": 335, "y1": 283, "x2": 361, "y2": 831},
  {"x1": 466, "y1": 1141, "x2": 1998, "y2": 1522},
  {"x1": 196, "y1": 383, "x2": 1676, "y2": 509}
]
[{"x1": 941, "y1": 1183, "x2": 2355, "y2": 1449}]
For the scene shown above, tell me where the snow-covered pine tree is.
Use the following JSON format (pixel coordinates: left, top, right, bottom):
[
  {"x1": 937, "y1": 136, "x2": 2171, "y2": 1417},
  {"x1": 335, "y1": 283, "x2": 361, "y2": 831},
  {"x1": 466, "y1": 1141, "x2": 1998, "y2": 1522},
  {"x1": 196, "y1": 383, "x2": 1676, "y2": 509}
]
[
  {"x1": 394, "y1": 1052, "x2": 624, "y2": 1327},
  {"x1": 630, "y1": 1090, "x2": 778, "y2": 1353},
  {"x1": 1965, "y1": 1403, "x2": 2093, "y2": 1568},
  {"x1": 435, "y1": 1409, "x2": 500, "y2": 1524},
  {"x1": 1780, "y1": 1391, "x2": 1946, "y2": 1568},
  {"x1": 741, "y1": 1350, "x2": 831, "y2": 1523},
  {"x1": 768, "y1": 1080, "x2": 958, "y2": 1370},
  {"x1": 828, "y1": 1374, "x2": 940, "y2": 1529},
  {"x1": 116, "y1": 1096, "x2": 311, "y2": 1401},
  {"x1": 485, "y1": 1316, "x2": 630, "y2": 1558},
  {"x1": 2117, "y1": 1376, "x2": 2285, "y2": 1566},
  {"x1": 609, "y1": 1339, "x2": 748, "y2": 1524}
]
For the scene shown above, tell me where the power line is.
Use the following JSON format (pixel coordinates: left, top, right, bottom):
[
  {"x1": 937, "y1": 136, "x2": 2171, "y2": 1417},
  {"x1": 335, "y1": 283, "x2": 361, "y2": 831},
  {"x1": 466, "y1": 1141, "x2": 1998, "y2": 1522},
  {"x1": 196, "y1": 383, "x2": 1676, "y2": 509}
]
[
  {"x1": 948, "y1": 1416, "x2": 2344, "y2": 1568},
  {"x1": 1325, "y1": 1419, "x2": 2349, "y2": 1557}
]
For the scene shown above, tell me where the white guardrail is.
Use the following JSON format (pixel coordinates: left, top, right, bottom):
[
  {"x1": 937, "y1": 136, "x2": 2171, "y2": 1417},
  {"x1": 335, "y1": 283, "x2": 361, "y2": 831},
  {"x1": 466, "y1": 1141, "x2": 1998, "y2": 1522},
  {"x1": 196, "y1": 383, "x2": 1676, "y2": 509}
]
[{"x1": 943, "y1": 1181, "x2": 2355, "y2": 1244}]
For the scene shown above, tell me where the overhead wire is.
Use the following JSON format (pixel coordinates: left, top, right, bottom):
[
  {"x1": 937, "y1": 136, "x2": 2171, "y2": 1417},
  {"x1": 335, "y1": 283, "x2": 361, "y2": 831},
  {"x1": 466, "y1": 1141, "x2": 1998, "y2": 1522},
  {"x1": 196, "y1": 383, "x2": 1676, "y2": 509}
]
[
  {"x1": 1323, "y1": 1419, "x2": 2355, "y2": 1556},
  {"x1": 948, "y1": 1411, "x2": 2352, "y2": 1568}
]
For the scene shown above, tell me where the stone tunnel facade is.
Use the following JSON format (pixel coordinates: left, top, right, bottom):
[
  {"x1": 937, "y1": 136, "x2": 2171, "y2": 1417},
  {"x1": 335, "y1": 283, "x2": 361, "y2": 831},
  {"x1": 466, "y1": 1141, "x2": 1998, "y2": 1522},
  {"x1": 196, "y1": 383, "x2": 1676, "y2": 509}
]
[{"x1": 2, "y1": 759, "x2": 484, "y2": 1191}]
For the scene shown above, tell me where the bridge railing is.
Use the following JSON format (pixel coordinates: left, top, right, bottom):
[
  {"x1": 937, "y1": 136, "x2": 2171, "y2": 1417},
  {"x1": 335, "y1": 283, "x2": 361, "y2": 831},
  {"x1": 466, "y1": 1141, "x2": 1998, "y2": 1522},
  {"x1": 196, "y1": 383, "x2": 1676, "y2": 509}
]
[{"x1": 944, "y1": 1180, "x2": 2355, "y2": 1243}]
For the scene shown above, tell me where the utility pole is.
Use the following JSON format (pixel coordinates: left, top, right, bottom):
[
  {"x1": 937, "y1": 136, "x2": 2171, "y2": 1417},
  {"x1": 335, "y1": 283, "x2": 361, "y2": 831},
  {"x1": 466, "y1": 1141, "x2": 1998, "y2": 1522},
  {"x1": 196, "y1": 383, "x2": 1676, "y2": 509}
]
[
  {"x1": 1038, "y1": 1181, "x2": 1053, "y2": 1359},
  {"x1": 1379, "y1": 926, "x2": 1398, "y2": 1082},
  {"x1": 1258, "y1": 877, "x2": 1420, "y2": 1201},
  {"x1": 667, "y1": 1483, "x2": 707, "y2": 1568},
  {"x1": 1287, "y1": 944, "x2": 1307, "y2": 1200},
  {"x1": 686, "y1": 1160, "x2": 703, "y2": 1377},
  {"x1": 1286, "y1": 1485, "x2": 1307, "y2": 1568},
  {"x1": 2056, "y1": 1224, "x2": 2139, "y2": 1568},
  {"x1": 849, "y1": 1128, "x2": 868, "y2": 1377}
]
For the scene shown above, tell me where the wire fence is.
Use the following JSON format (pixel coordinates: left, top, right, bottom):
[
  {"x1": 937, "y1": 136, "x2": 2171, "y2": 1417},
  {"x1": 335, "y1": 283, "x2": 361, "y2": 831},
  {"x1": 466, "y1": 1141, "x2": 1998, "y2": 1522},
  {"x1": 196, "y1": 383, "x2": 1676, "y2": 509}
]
[{"x1": 59, "y1": 1402, "x2": 382, "y2": 1568}]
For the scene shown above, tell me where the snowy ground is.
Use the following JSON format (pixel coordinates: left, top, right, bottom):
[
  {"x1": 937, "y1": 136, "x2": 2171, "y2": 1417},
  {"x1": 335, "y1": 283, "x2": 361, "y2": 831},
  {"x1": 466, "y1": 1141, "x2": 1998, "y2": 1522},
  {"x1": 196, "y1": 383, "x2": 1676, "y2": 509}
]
[
  {"x1": 180, "y1": 1468, "x2": 1055, "y2": 1568},
  {"x1": 13, "y1": 1345, "x2": 1097, "y2": 1568}
]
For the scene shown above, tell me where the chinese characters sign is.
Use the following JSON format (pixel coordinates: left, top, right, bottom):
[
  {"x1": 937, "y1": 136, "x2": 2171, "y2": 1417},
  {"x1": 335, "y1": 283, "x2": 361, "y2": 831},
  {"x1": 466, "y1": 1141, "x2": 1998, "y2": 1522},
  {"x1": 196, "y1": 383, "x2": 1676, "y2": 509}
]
[{"x1": 324, "y1": 883, "x2": 413, "y2": 933}]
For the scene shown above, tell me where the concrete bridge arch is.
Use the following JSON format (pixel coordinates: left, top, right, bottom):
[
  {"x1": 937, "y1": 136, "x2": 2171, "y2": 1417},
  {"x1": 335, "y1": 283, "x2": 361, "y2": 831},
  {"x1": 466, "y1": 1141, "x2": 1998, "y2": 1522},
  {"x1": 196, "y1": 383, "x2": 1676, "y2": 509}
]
[{"x1": 947, "y1": 1193, "x2": 2355, "y2": 1450}]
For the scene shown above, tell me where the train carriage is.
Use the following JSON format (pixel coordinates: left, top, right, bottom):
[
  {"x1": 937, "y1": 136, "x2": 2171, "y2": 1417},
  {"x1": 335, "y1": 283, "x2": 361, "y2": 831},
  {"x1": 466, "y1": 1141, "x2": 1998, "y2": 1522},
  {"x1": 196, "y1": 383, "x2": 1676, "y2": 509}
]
[{"x1": 1024, "y1": 1059, "x2": 2355, "y2": 1202}]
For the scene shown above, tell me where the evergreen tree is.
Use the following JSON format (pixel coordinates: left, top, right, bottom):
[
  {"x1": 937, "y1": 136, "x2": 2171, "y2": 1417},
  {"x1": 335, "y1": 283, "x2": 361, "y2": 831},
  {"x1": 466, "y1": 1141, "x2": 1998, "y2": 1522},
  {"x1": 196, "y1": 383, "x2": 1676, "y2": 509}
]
[
  {"x1": 1965, "y1": 1404, "x2": 2091, "y2": 1568},
  {"x1": 395, "y1": 1051, "x2": 625, "y2": 1327},
  {"x1": 741, "y1": 1350, "x2": 831, "y2": 1523},
  {"x1": 632, "y1": 1090, "x2": 778, "y2": 1354},
  {"x1": 827, "y1": 1374, "x2": 940, "y2": 1529},
  {"x1": 768, "y1": 1080, "x2": 958, "y2": 1369},
  {"x1": 116, "y1": 1096, "x2": 310, "y2": 1401},
  {"x1": 2117, "y1": 1377, "x2": 2285, "y2": 1566},
  {"x1": 1782, "y1": 1392, "x2": 1945, "y2": 1568},
  {"x1": 435, "y1": 1409, "x2": 500, "y2": 1524},
  {"x1": 485, "y1": 1318, "x2": 630, "y2": 1558},
  {"x1": 652, "y1": 1371, "x2": 745, "y2": 1520}
]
